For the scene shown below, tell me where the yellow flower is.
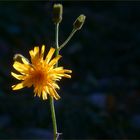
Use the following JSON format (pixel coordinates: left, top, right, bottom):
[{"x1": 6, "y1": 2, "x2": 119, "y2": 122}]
[{"x1": 11, "y1": 45, "x2": 72, "y2": 100}]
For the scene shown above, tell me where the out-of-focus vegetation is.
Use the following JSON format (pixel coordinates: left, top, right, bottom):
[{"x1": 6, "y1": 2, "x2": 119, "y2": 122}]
[{"x1": 0, "y1": 1, "x2": 140, "y2": 139}]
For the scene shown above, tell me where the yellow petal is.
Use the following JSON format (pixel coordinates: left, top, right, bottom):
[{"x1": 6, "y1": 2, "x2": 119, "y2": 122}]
[
  {"x1": 48, "y1": 67, "x2": 64, "y2": 74},
  {"x1": 49, "y1": 74, "x2": 62, "y2": 81},
  {"x1": 63, "y1": 74, "x2": 71, "y2": 78},
  {"x1": 21, "y1": 57, "x2": 29, "y2": 65},
  {"x1": 52, "y1": 69, "x2": 72, "y2": 74},
  {"x1": 52, "y1": 67, "x2": 64, "y2": 72},
  {"x1": 45, "y1": 47, "x2": 55, "y2": 63},
  {"x1": 11, "y1": 72, "x2": 24, "y2": 80},
  {"x1": 13, "y1": 61, "x2": 29, "y2": 72},
  {"x1": 49, "y1": 55, "x2": 62, "y2": 67},
  {"x1": 29, "y1": 50, "x2": 34, "y2": 59},
  {"x1": 29, "y1": 47, "x2": 39, "y2": 58},
  {"x1": 34, "y1": 92, "x2": 37, "y2": 97},
  {"x1": 56, "y1": 73, "x2": 71, "y2": 78},
  {"x1": 13, "y1": 54, "x2": 29, "y2": 65},
  {"x1": 44, "y1": 86, "x2": 49, "y2": 94},
  {"x1": 29, "y1": 47, "x2": 40, "y2": 64},
  {"x1": 34, "y1": 87, "x2": 41, "y2": 97},
  {"x1": 42, "y1": 91, "x2": 48, "y2": 100},
  {"x1": 34, "y1": 47, "x2": 39, "y2": 56},
  {"x1": 41, "y1": 45, "x2": 45, "y2": 59},
  {"x1": 52, "y1": 83, "x2": 60, "y2": 89},
  {"x1": 12, "y1": 83, "x2": 25, "y2": 90},
  {"x1": 48, "y1": 87, "x2": 60, "y2": 100},
  {"x1": 37, "y1": 89, "x2": 42, "y2": 97},
  {"x1": 64, "y1": 69, "x2": 72, "y2": 73}
]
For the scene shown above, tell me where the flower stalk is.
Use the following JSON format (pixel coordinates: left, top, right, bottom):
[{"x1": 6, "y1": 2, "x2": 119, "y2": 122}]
[
  {"x1": 50, "y1": 15, "x2": 60, "y2": 140},
  {"x1": 59, "y1": 29, "x2": 77, "y2": 51},
  {"x1": 50, "y1": 22, "x2": 60, "y2": 140},
  {"x1": 49, "y1": 22, "x2": 59, "y2": 140},
  {"x1": 50, "y1": 4, "x2": 62, "y2": 140},
  {"x1": 49, "y1": 4, "x2": 86, "y2": 140},
  {"x1": 59, "y1": 14, "x2": 86, "y2": 51},
  {"x1": 55, "y1": 23, "x2": 60, "y2": 62},
  {"x1": 50, "y1": 96, "x2": 58, "y2": 140}
]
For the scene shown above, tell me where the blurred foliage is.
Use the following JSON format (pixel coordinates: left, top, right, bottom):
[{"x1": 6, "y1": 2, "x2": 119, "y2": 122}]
[{"x1": 0, "y1": 1, "x2": 140, "y2": 139}]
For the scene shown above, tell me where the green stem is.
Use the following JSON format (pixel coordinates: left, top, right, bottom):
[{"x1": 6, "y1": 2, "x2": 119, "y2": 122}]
[
  {"x1": 59, "y1": 29, "x2": 77, "y2": 51},
  {"x1": 55, "y1": 23, "x2": 60, "y2": 60},
  {"x1": 50, "y1": 97, "x2": 58, "y2": 140},
  {"x1": 49, "y1": 23, "x2": 59, "y2": 140}
]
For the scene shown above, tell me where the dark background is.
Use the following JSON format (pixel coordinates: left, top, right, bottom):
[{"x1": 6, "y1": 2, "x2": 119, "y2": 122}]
[{"x1": 0, "y1": 1, "x2": 140, "y2": 139}]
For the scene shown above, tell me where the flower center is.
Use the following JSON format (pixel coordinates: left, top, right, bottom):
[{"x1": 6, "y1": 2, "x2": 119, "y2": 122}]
[{"x1": 31, "y1": 69, "x2": 47, "y2": 85}]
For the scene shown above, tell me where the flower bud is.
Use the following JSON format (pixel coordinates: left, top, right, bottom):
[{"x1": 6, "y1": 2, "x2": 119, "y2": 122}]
[
  {"x1": 73, "y1": 14, "x2": 86, "y2": 30},
  {"x1": 52, "y1": 4, "x2": 63, "y2": 24}
]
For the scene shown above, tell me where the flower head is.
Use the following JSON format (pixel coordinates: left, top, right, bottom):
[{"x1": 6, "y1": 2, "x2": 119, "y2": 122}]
[
  {"x1": 53, "y1": 4, "x2": 63, "y2": 24},
  {"x1": 73, "y1": 14, "x2": 86, "y2": 30},
  {"x1": 11, "y1": 45, "x2": 72, "y2": 100}
]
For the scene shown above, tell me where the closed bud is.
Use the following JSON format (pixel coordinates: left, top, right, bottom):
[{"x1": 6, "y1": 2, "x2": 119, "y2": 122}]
[
  {"x1": 73, "y1": 14, "x2": 86, "y2": 30},
  {"x1": 53, "y1": 4, "x2": 63, "y2": 24}
]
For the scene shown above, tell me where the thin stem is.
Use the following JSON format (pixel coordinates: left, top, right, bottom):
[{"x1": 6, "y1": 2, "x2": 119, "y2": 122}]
[
  {"x1": 49, "y1": 23, "x2": 60, "y2": 140},
  {"x1": 56, "y1": 23, "x2": 59, "y2": 49},
  {"x1": 50, "y1": 97, "x2": 57, "y2": 140},
  {"x1": 55, "y1": 23, "x2": 60, "y2": 62},
  {"x1": 59, "y1": 29, "x2": 77, "y2": 51}
]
